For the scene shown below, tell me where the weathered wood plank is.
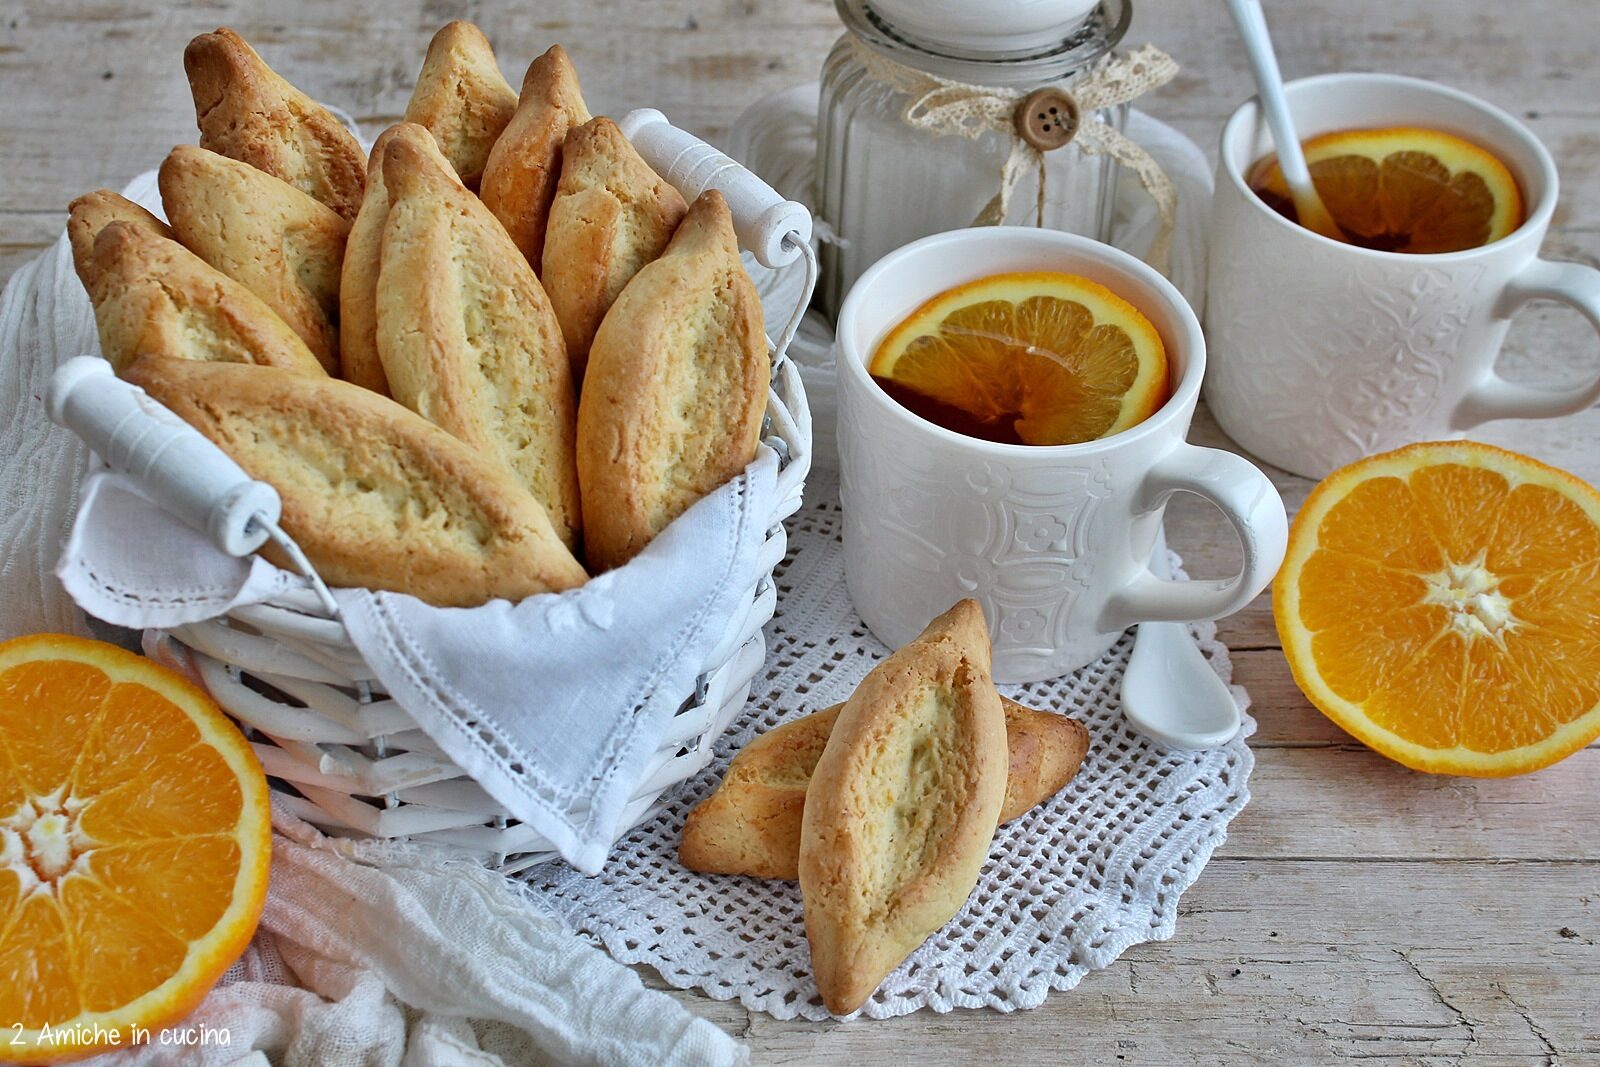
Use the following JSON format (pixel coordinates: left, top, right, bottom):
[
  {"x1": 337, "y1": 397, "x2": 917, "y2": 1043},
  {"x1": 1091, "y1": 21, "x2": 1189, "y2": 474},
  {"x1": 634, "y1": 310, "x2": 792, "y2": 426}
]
[
  {"x1": 1232, "y1": 748, "x2": 1599, "y2": 861},
  {"x1": 647, "y1": 860, "x2": 1600, "y2": 1064},
  {"x1": 4, "y1": 0, "x2": 1600, "y2": 273},
  {"x1": 1130, "y1": 0, "x2": 1600, "y2": 121}
]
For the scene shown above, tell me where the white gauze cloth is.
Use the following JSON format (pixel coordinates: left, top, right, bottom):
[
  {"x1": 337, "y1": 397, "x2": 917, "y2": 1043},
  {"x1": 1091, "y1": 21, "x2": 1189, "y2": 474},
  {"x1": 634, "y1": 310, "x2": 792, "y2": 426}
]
[{"x1": 83, "y1": 800, "x2": 744, "y2": 1067}]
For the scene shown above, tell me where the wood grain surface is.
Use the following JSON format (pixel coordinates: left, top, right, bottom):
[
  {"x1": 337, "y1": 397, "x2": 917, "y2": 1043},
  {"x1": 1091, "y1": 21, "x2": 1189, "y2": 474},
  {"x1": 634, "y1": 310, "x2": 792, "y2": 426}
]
[{"x1": 3, "y1": 1, "x2": 1596, "y2": 1062}]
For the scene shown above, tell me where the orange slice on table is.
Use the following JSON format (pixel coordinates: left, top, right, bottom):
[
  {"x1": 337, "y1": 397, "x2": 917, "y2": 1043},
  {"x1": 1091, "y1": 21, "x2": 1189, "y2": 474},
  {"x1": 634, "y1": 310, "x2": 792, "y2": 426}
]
[
  {"x1": 0, "y1": 634, "x2": 270, "y2": 1062},
  {"x1": 869, "y1": 270, "x2": 1170, "y2": 446},
  {"x1": 1251, "y1": 126, "x2": 1525, "y2": 253},
  {"x1": 1275, "y1": 442, "x2": 1600, "y2": 777}
]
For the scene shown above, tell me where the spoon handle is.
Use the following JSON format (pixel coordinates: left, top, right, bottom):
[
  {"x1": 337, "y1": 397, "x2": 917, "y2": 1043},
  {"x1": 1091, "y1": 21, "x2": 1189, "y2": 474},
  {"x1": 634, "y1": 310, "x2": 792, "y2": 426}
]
[{"x1": 1223, "y1": 0, "x2": 1343, "y2": 239}]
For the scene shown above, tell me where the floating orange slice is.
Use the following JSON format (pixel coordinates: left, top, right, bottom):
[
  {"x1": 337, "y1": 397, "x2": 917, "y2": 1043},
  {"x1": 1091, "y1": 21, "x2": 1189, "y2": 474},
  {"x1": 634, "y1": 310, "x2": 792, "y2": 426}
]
[
  {"x1": 0, "y1": 634, "x2": 270, "y2": 1062},
  {"x1": 1275, "y1": 442, "x2": 1600, "y2": 776},
  {"x1": 1251, "y1": 127, "x2": 1525, "y2": 253},
  {"x1": 869, "y1": 271, "x2": 1169, "y2": 446}
]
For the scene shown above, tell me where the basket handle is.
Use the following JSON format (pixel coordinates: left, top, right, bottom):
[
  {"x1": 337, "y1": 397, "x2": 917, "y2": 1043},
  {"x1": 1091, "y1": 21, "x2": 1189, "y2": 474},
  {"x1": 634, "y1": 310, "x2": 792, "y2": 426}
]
[
  {"x1": 46, "y1": 356, "x2": 340, "y2": 613},
  {"x1": 48, "y1": 356, "x2": 279, "y2": 555},
  {"x1": 619, "y1": 108, "x2": 813, "y2": 270}
]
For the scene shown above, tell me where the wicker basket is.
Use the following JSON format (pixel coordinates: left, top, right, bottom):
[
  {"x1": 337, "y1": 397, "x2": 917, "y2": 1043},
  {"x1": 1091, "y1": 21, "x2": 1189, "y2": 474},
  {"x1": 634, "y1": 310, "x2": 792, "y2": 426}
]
[
  {"x1": 145, "y1": 357, "x2": 807, "y2": 873},
  {"x1": 59, "y1": 112, "x2": 816, "y2": 873}
]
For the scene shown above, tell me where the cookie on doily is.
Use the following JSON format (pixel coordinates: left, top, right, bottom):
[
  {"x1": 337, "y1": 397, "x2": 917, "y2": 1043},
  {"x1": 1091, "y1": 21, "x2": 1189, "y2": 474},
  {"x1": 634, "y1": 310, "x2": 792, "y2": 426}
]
[{"x1": 528, "y1": 470, "x2": 1256, "y2": 1020}]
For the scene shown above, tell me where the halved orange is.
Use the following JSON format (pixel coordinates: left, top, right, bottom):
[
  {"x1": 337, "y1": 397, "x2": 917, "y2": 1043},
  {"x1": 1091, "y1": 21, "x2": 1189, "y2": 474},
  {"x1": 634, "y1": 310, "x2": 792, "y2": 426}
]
[
  {"x1": 869, "y1": 271, "x2": 1169, "y2": 446},
  {"x1": 1251, "y1": 127, "x2": 1525, "y2": 253},
  {"x1": 1275, "y1": 442, "x2": 1600, "y2": 777},
  {"x1": 0, "y1": 634, "x2": 270, "y2": 1062}
]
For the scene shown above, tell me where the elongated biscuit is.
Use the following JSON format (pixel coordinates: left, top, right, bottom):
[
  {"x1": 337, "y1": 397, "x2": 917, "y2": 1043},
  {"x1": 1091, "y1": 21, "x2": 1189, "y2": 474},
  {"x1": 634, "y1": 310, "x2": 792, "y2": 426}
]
[
  {"x1": 87, "y1": 222, "x2": 325, "y2": 377},
  {"x1": 680, "y1": 697, "x2": 1087, "y2": 880},
  {"x1": 403, "y1": 21, "x2": 518, "y2": 190},
  {"x1": 377, "y1": 136, "x2": 582, "y2": 550},
  {"x1": 479, "y1": 45, "x2": 591, "y2": 270},
  {"x1": 67, "y1": 189, "x2": 174, "y2": 290},
  {"x1": 161, "y1": 144, "x2": 349, "y2": 374},
  {"x1": 340, "y1": 124, "x2": 459, "y2": 396},
  {"x1": 185, "y1": 27, "x2": 367, "y2": 220},
  {"x1": 799, "y1": 600, "x2": 1008, "y2": 1016},
  {"x1": 542, "y1": 117, "x2": 687, "y2": 380},
  {"x1": 124, "y1": 356, "x2": 586, "y2": 606},
  {"x1": 577, "y1": 191, "x2": 767, "y2": 572}
]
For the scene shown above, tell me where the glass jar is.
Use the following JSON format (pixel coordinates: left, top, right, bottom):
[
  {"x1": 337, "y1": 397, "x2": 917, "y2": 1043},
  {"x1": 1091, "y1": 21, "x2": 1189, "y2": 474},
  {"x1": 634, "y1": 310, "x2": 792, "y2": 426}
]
[{"x1": 816, "y1": 0, "x2": 1132, "y2": 317}]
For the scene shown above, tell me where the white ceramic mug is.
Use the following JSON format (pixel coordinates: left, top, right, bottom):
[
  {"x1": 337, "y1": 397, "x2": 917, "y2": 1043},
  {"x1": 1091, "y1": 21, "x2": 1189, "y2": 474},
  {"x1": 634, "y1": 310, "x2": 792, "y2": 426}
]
[
  {"x1": 1205, "y1": 72, "x2": 1600, "y2": 480},
  {"x1": 835, "y1": 227, "x2": 1288, "y2": 683}
]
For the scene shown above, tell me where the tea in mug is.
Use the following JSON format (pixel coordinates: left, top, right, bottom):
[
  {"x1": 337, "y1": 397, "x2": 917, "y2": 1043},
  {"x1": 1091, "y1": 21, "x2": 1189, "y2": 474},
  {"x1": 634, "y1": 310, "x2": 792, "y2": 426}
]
[
  {"x1": 868, "y1": 271, "x2": 1170, "y2": 447},
  {"x1": 1247, "y1": 126, "x2": 1524, "y2": 253}
]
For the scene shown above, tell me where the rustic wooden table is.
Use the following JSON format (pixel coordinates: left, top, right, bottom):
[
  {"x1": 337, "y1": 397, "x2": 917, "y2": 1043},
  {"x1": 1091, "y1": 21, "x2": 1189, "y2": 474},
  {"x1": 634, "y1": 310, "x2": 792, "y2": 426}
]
[{"x1": 4, "y1": 1, "x2": 1596, "y2": 1062}]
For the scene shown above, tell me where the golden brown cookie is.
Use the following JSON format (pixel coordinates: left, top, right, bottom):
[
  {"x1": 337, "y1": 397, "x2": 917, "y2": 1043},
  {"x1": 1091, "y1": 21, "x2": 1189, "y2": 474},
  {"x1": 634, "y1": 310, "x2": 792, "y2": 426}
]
[
  {"x1": 403, "y1": 21, "x2": 518, "y2": 190},
  {"x1": 125, "y1": 356, "x2": 587, "y2": 606},
  {"x1": 160, "y1": 144, "x2": 349, "y2": 374},
  {"x1": 339, "y1": 124, "x2": 459, "y2": 396},
  {"x1": 799, "y1": 600, "x2": 1008, "y2": 1016},
  {"x1": 542, "y1": 117, "x2": 687, "y2": 380},
  {"x1": 479, "y1": 45, "x2": 591, "y2": 271},
  {"x1": 679, "y1": 696, "x2": 1087, "y2": 881},
  {"x1": 86, "y1": 221, "x2": 325, "y2": 378},
  {"x1": 576, "y1": 191, "x2": 767, "y2": 572},
  {"x1": 184, "y1": 27, "x2": 367, "y2": 220},
  {"x1": 66, "y1": 189, "x2": 174, "y2": 291},
  {"x1": 1002, "y1": 697, "x2": 1092, "y2": 824},
  {"x1": 377, "y1": 136, "x2": 582, "y2": 551}
]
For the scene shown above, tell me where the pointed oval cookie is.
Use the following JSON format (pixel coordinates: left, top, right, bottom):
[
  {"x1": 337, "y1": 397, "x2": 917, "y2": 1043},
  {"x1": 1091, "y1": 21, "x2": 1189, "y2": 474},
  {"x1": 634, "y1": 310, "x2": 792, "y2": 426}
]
[
  {"x1": 377, "y1": 136, "x2": 581, "y2": 551},
  {"x1": 403, "y1": 21, "x2": 518, "y2": 190},
  {"x1": 479, "y1": 45, "x2": 591, "y2": 270},
  {"x1": 576, "y1": 191, "x2": 768, "y2": 572},
  {"x1": 88, "y1": 222, "x2": 325, "y2": 377},
  {"x1": 124, "y1": 356, "x2": 586, "y2": 606},
  {"x1": 160, "y1": 144, "x2": 349, "y2": 374},
  {"x1": 799, "y1": 600, "x2": 1009, "y2": 1016},
  {"x1": 67, "y1": 189, "x2": 174, "y2": 291},
  {"x1": 185, "y1": 27, "x2": 367, "y2": 220},
  {"x1": 679, "y1": 696, "x2": 1087, "y2": 881},
  {"x1": 339, "y1": 123, "x2": 460, "y2": 396},
  {"x1": 542, "y1": 117, "x2": 688, "y2": 380}
]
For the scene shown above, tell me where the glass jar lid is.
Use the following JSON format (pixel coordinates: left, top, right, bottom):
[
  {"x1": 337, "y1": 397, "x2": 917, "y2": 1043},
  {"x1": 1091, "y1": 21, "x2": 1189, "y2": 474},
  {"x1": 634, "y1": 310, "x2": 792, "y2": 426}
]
[
  {"x1": 836, "y1": 0, "x2": 1131, "y2": 86},
  {"x1": 868, "y1": 0, "x2": 1100, "y2": 54}
]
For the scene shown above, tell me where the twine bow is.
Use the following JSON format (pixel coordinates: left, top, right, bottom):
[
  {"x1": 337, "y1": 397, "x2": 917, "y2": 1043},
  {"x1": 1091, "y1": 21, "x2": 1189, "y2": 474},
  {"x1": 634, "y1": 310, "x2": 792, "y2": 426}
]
[{"x1": 850, "y1": 39, "x2": 1181, "y2": 272}]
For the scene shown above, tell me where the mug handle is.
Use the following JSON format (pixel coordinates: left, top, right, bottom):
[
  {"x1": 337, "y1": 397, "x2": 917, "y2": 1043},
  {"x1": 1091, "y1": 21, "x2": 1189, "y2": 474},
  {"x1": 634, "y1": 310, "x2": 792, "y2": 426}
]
[
  {"x1": 1100, "y1": 443, "x2": 1288, "y2": 631},
  {"x1": 1454, "y1": 259, "x2": 1600, "y2": 426}
]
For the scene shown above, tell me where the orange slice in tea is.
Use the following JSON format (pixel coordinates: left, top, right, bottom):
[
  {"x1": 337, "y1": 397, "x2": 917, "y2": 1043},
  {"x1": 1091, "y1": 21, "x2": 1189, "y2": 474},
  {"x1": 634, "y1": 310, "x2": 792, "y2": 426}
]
[
  {"x1": 1275, "y1": 442, "x2": 1600, "y2": 777},
  {"x1": 869, "y1": 271, "x2": 1169, "y2": 446},
  {"x1": 0, "y1": 634, "x2": 270, "y2": 1061},
  {"x1": 1252, "y1": 127, "x2": 1524, "y2": 253}
]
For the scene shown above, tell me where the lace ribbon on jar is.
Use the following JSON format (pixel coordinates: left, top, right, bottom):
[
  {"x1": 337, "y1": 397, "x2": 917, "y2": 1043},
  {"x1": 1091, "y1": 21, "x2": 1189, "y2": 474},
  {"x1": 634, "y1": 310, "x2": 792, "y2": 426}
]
[{"x1": 849, "y1": 39, "x2": 1181, "y2": 272}]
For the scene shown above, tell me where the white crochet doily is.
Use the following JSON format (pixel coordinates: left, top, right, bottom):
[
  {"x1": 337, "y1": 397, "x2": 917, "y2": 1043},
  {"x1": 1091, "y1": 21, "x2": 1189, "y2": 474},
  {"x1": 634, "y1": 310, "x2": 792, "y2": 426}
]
[{"x1": 527, "y1": 466, "x2": 1256, "y2": 1021}]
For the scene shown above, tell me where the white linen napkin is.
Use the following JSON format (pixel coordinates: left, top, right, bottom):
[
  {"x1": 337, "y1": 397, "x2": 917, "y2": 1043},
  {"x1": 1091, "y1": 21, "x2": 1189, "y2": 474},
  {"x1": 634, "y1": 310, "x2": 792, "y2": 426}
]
[{"x1": 60, "y1": 441, "x2": 778, "y2": 875}]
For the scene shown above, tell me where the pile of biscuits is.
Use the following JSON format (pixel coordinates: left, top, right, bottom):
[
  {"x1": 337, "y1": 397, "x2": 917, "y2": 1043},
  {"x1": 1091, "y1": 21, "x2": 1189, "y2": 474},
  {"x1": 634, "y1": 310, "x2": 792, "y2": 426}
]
[
  {"x1": 66, "y1": 24, "x2": 769, "y2": 605},
  {"x1": 680, "y1": 600, "x2": 1090, "y2": 1015}
]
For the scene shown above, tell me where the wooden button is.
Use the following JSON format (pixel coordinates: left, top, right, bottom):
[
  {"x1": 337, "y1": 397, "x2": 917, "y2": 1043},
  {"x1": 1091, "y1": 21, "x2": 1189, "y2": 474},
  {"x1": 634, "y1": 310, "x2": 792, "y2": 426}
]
[{"x1": 1015, "y1": 88, "x2": 1080, "y2": 151}]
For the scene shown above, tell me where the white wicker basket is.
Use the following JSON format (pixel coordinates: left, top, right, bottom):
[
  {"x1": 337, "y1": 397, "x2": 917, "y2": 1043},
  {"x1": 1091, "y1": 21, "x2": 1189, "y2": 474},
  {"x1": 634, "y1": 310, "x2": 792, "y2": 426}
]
[
  {"x1": 146, "y1": 358, "x2": 807, "y2": 873},
  {"x1": 57, "y1": 112, "x2": 816, "y2": 873}
]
